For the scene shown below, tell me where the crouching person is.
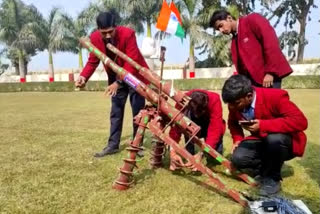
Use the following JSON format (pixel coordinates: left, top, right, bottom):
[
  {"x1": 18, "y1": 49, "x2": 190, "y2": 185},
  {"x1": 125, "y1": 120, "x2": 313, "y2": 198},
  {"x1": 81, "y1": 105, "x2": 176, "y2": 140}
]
[
  {"x1": 221, "y1": 75, "x2": 308, "y2": 195},
  {"x1": 169, "y1": 89, "x2": 226, "y2": 171}
]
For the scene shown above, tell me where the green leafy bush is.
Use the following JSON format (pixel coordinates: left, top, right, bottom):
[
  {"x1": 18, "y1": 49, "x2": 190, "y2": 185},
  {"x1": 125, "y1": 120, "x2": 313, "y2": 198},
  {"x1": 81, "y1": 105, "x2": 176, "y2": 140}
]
[{"x1": 0, "y1": 75, "x2": 319, "y2": 92}]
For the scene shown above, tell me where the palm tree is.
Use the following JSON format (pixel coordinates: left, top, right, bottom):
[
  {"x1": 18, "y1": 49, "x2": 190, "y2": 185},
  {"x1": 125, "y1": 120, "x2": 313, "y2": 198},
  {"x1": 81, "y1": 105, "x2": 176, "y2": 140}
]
[
  {"x1": 6, "y1": 47, "x2": 34, "y2": 75},
  {"x1": 71, "y1": 11, "x2": 91, "y2": 69},
  {"x1": 73, "y1": 22, "x2": 86, "y2": 69},
  {"x1": 77, "y1": 0, "x2": 144, "y2": 35},
  {"x1": 196, "y1": 3, "x2": 240, "y2": 68},
  {"x1": 0, "y1": 0, "x2": 45, "y2": 81},
  {"x1": 0, "y1": 48, "x2": 9, "y2": 76},
  {"x1": 127, "y1": 0, "x2": 162, "y2": 37},
  {"x1": 174, "y1": 0, "x2": 221, "y2": 74},
  {"x1": 41, "y1": 7, "x2": 77, "y2": 81}
]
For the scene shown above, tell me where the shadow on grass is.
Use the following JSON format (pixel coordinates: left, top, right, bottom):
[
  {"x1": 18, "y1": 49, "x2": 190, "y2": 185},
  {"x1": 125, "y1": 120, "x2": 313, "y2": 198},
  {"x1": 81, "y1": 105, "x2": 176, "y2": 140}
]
[
  {"x1": 171, "y1": 169, "x2": 248, "y2": 213},
  {"x1": 134, "y1": 168, "x2": 156, "y2": 185},
  {"x1": 298, "y1": 141, "x2": 320, "y2": 186}
]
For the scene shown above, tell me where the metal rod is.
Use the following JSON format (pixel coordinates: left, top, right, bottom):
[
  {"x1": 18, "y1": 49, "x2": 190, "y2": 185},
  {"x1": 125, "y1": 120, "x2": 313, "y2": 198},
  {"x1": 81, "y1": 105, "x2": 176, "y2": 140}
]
[
  {"x1": 106, "y1": 43, "x2": 190, "y2": 107},
  {"x1": 157, "y1": 46, "x2": 166, "y2": 113},
  {"x1": 79, "y1": 38, "x2": 257, "y2": 204},
  {"x1": 148, "y1": 121, "x2": 249, "y2": 207}
]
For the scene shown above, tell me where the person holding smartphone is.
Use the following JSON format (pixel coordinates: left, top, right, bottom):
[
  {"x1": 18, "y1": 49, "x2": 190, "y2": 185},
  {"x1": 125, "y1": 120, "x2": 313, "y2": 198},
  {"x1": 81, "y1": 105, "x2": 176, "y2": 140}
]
[{"x1": 221, "y1": 75, "x2": 308, "y2": 196}]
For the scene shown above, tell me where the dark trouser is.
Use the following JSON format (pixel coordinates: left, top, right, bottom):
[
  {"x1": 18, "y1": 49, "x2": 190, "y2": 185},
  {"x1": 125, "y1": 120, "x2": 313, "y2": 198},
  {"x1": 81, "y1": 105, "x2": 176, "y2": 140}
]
[
  {"x1": 231, "y1": 133, "x2": 294, "y2": 181},
  {"x1": 107, "y1": 83, "x2": 145, "y2": 150},
  {"x1": 184, "y1": 116, "x2": 223, "y2": 155},
  {"x1": 251, "y1": 75, "x2": 282, "y2": 89},
  {"x1": 185, "y1": 136, "x2": 223, "y2": 155}
]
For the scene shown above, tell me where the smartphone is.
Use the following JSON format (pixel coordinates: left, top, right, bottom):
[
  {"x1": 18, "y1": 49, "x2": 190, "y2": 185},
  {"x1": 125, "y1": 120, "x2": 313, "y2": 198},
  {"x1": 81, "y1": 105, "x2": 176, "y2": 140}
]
[{"x1": 238, "y1": 120, "x2": 255, "y2": 125}]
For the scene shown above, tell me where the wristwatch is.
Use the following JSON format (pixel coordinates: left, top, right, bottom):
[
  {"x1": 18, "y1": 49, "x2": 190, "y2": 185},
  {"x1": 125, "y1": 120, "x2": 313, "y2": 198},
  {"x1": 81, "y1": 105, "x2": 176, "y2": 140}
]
[{"x1": 116, "y1": 80, "x2": 123, "y2": 85}]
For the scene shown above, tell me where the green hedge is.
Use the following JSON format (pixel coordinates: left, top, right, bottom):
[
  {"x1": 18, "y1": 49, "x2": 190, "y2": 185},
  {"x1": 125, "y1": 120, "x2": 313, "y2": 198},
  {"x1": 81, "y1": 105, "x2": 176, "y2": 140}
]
[{"x1": 0, "y1": 75, "x2": 319, "y2": 92}]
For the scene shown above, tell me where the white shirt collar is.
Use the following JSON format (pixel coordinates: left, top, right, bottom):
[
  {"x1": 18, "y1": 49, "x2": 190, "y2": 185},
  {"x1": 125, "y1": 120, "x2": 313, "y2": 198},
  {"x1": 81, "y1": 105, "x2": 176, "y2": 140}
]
[{"x1": 251, "y1": 90, "x2": 256, "y2": 109}]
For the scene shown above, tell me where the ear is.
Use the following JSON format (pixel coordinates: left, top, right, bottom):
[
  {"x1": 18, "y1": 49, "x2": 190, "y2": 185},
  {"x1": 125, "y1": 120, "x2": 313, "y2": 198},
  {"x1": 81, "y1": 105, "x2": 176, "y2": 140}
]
[
  {"x1": 227, "y1": 15, "x2": 233, "y2": 21},
  {"x1": 246, "y1": 92, "x2": 253, "y2": 102}
]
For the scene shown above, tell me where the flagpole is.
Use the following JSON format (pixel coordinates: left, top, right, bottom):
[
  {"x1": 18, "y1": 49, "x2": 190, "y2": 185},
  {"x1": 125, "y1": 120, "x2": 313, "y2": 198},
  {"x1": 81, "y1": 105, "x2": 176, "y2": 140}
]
[{"x1": 157, "y1": 46, "x2": 166, "y2": 113}]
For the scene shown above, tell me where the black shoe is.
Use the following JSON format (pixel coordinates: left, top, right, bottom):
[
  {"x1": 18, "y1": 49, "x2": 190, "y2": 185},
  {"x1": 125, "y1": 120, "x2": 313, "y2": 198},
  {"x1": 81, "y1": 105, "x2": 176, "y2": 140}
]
[
  {"x1": 259, "y1": 178, "x2": 281, "y2": 196},
  {"x1": 94, "y1": 147, "x2": 119, "y2": 157}
]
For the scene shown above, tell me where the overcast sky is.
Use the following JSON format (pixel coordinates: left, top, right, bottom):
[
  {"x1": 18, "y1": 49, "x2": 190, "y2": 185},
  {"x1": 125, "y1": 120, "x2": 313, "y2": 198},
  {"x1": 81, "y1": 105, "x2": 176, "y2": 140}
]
[{"x1": 2, "y1": 0, "x2": 320, "y2": 70}]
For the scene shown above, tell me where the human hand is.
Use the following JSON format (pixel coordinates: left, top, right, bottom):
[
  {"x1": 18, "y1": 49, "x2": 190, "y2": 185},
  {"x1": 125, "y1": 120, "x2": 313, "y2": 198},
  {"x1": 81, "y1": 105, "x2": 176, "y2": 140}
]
[
  {"x1": 263, "y1": 73, "x2": 274, "y2": 88},
  {"x1": 241, "y1": 119, "x2": 260, "y2": 132},
  {"x1": 75, "y1": 76, "x2": 86, "y2": 88},
  {"x1": 169, "y1": 150, "x2": 185, "y2": 171},
  {"x1": 231, "y1": 141, "x2": 241, "y2": 154},
  {"x1": 105, "y1": 82, "x2": 119, "y2": 97},
  {"x1": 185, "y1": 152, "x2": 203, "y2": 171}
]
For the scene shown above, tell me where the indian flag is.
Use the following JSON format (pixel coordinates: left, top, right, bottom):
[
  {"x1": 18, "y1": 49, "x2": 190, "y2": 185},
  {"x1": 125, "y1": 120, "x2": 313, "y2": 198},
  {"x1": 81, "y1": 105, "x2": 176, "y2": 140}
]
[{"x1": 156, "y1": 1, "x2": 185, "y2": 39}]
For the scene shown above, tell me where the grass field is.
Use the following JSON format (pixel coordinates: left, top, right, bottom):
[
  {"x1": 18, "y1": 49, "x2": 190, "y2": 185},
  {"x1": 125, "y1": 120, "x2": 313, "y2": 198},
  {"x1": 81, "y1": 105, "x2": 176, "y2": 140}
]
[{"x1": 0, "y1": 90, "x2": 319, "y2": 214}]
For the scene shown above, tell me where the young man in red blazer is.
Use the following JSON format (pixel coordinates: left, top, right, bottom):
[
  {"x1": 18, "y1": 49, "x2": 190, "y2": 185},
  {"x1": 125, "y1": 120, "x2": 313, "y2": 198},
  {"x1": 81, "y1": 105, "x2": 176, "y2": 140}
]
[
  {"x1": 222, "y1": 75, "x2": 308, "y2": 195},
  {"x1": 210, "y1": 10, "x2": 292, "y2": 88},
  {"x1": 169, "y1": 90, "x2": 226, "y2": 171},
  {"x1": 75, "y1": 11, "x2": 149, "y2": 157}
]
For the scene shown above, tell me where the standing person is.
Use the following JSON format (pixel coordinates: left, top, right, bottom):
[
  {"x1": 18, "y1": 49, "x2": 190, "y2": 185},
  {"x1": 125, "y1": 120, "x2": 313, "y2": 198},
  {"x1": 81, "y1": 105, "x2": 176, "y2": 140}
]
[
  {"x1": 221, "y1": 75, "x2": 308, "y2": 195},
  {"x1": 209, "y1": 10, "x2": 292, "y2": 88},
  {"x1": 169, "y1": 90, "x2": 225, "y2": 171},
  {"x1": 75, "y1": 10, "x2": 149, "y2": 157}
]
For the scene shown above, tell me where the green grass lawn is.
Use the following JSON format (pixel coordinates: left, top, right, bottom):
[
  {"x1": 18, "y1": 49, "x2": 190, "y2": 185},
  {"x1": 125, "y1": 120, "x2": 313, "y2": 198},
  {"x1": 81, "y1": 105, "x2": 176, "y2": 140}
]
[{"x1": 0, "y1": 90, "x2": 319, "y2": 214}]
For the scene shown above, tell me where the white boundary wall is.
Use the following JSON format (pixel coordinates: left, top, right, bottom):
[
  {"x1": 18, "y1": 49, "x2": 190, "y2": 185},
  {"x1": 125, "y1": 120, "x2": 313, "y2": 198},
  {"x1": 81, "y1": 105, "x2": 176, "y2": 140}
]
[{"x1": 0, "y1": 63, "x2": 319, "y2": 83}]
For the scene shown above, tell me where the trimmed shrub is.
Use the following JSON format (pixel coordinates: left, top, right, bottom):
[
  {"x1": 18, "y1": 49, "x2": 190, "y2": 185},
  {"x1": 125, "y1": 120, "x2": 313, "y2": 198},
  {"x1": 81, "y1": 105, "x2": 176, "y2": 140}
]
[{"x1": 0, "y1": 75, "x2": 319, "y2": 92}]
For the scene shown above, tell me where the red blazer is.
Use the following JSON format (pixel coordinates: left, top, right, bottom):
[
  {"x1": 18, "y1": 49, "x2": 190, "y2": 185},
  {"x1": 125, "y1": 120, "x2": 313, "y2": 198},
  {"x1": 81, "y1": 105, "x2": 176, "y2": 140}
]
[
  {"x1": 80, "y1": 26, "x2": 149, "y2": 85},
  {"x1": 228, "y1": 87, "x2": 308, "y2": 157},
  {"x1": 231, "y1": 13, "x2": 292, "y2": 85},
  {"x1": 169, "y1": 89, "x2": 226, "y2": 149}
]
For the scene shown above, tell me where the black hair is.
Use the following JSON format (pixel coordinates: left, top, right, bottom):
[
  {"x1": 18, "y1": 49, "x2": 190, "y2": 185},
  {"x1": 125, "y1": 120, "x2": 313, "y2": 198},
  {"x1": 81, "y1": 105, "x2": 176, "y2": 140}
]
[
  {"x1": 221, "y1": 75, "x2": 253, "y2": 103},
  {"x1": 188, "y1": 91, "x2": 208, "y2": 117},
  {"x1": 209, "y1": 10, "x2": 232, "y2": 29},
  {"x1": 96, "y1": 10, "x2": 118, "y2": 29}
]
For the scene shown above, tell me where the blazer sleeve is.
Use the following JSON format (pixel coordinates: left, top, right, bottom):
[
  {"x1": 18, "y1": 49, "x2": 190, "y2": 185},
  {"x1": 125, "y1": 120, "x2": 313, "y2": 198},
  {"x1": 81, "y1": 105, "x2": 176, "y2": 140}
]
[
  {"x1": 259, "y1": 91, "x2": 308, "y2": 134},
  {"x1": 247, "y1": 13, "x2": 283, "y2": 76},
  {"x1": 228, "y1": 108, "x2": 245, "y2": 144},
  {"x1": 169, "y1": 125, "x2": 182, "y2": 143},
  {"x1": 169, "y1": 102, "x2": 184, "y2": 143},
  {"x1": 80, "y1": 35, "x2": 100, "y2": 81},
  {"x1": 123, "y1": 31, "x2": 143, "y2": 75},
  {"x1": 205, "y1": 97, "x2": 224, "y2": 148}
]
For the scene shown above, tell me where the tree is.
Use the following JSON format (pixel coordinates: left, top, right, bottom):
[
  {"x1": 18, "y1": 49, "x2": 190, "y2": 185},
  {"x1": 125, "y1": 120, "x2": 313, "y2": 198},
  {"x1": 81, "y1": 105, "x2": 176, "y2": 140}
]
[
  {"x1": 278, "y1": 30, "x2": 299, "y2": 61},
  {"x1": 223, "y1": 0, "x2": 277, "y2": 15},
  {"x1": 173, "y1": 0, "x2": 221, "y2": 73},
  {"x1": 42, "y1": 7, "x2": 77, "y2": 80},
  {"x1": 6, "y1": 47, "x2": 35, "y2": 75},
  {"x1": 72, "y1": 20, "x2": 86, "y2": 69},
  {"x1": 127, "y1": 0, "x2": 162, "y2": 37},
  {"x1": 71, "y1": 11, "x2": 92, "y2": 69},
  {"x1": 268, "y1": 0, "x2": 317, "y2": 62},
  {"x1": 195, "y1": 3, "x2": 239, "y2": 68},
  {"x1": 76, "y1": 1, "x2": 136, "y2": 69},
  {"x1": 77, "y1": 0, "x2": 144, "y2": 34},
  {"x1": 0, "y1": 48, "x2": 9, "y2": 76},
  {"x1": 0, "y1": 0, "x2": 45, "y2": 81}
]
